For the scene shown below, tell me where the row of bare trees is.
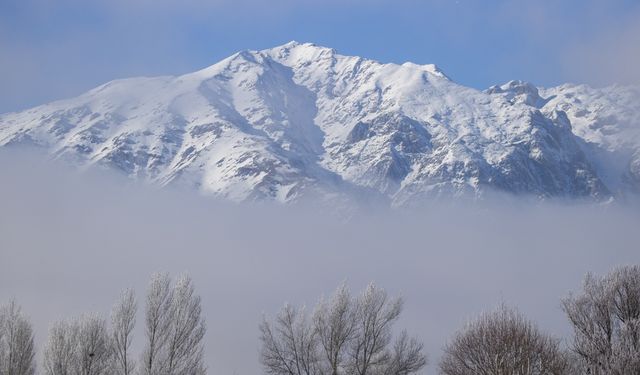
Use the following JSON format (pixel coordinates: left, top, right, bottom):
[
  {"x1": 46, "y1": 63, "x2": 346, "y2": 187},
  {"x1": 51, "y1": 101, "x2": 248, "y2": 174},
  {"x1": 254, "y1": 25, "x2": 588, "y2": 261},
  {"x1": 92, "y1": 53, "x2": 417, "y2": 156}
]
[
  {"x1": 2, "y1": 265, "x2": 639, "y2": 375},
  {"x1": 436, "y1": 264, "x2": 640, "y2": 375},
  {"x1": 1, "y1": 273, "x2": 205, "y2": 375},
  {"x1": 260, "y1": 265, "x2": 640, "y2": 375}
]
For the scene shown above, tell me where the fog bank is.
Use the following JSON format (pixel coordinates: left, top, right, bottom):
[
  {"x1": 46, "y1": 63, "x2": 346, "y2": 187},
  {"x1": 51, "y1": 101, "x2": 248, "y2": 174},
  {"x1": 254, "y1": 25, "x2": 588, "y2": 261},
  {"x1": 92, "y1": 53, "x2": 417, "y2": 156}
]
[{"x1": 0, "y1": 153, "x2": 638, "y2": 374}]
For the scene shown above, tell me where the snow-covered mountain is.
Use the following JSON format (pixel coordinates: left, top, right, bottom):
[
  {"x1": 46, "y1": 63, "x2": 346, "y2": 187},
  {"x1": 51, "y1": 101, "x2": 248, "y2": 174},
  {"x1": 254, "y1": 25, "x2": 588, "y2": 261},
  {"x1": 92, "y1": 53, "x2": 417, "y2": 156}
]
[{"x1": 1, "y1": 41, "x2": 638, "y2": 206}]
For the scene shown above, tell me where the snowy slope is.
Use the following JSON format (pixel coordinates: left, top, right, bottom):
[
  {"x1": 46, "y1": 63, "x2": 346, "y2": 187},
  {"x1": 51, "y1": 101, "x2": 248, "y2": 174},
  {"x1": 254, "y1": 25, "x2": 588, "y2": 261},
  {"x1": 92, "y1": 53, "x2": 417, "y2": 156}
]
[{"x1": 0, "y1": 42, "x2": 638, "y2": 206}]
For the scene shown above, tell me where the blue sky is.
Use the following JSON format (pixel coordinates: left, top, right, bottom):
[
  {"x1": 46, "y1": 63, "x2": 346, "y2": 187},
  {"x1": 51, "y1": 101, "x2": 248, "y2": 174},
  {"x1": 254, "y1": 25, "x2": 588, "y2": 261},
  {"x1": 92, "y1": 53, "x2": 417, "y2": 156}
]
[{"x1": 1, "y1": 0, "x2": 639, "y2": 113}]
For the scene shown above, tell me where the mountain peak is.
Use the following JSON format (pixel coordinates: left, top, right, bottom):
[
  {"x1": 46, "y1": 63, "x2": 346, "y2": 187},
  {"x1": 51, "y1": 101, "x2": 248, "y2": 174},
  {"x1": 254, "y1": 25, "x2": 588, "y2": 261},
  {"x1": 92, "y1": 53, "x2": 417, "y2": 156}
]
[
  {"x1": 0, "y1": 43, "x2": 637, "y2": 206},
  {"x1": 277, "y1": 40, "x2": 329, "y2": 50},
  {"x1": 264, "y1": 41, "x2": 336, "y2": 63}
]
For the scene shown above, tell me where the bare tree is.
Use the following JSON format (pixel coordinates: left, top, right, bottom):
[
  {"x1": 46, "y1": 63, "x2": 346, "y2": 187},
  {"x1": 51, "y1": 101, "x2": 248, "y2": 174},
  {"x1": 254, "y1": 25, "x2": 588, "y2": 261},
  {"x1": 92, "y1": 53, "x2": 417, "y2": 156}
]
[
  {"x1": 142, "y1": 273, "x2": 173, "y2": 375},
  {"x1": 75, "y1": 314, "x2": 112, "y2": 375},
  {"x1": 141, "y1": 273, "x2": 207, "y2": 375},
  {"x1": 0, "y1": 301, "x2": 36, "y2": 375},
  {"x1": 562, "y1": 265, "x2": 640, "y2": 375},
  {"x1": 43, "y1": 321, "x2": 77, "y2": 375},
  {"x1": 439, "y1": 305, "x2": 569, "y2": 375},
  {"x1": 111, "y1": 289, "x2": 137, "y2": 375},
  {"x1": 260, "y1": 304, "x2": 320, "y2": 375},
  {"x1": 260, "y1": 283, "x2": 426, "y2": 375},
  {"x1": 165, "y1": 275, "x2": 206, "y2": 375}
]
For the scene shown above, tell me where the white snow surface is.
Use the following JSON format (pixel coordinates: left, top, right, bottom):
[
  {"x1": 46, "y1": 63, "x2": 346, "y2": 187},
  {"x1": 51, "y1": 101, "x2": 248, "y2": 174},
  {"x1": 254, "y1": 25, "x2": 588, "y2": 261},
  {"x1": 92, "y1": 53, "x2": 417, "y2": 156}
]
[{"x1": 1, "y1": 41, "x2": 639, "y2": 206}]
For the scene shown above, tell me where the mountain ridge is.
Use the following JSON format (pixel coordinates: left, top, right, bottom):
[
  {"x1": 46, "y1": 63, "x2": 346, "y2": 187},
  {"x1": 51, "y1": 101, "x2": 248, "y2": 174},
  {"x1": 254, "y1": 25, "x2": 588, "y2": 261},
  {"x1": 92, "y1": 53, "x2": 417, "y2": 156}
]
[{"x1": 1, "y1": 42, "x2": 638, "y2": 206}]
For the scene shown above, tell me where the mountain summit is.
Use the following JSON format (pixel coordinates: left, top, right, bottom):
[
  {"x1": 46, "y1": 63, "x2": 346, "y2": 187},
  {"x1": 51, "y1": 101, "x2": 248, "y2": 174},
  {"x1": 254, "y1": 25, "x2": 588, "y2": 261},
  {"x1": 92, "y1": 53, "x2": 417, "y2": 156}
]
[{"x1": 1, "y1": 42, "x2": 639, "y2": 206}]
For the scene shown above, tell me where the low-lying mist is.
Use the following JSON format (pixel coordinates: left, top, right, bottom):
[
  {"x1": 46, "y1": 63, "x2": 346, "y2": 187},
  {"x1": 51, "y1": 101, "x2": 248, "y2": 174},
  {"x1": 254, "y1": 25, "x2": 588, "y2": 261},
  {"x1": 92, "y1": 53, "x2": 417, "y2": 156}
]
[{"x1": 0, "y1": 151, "x2": 638, "y2": 374}]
